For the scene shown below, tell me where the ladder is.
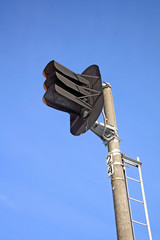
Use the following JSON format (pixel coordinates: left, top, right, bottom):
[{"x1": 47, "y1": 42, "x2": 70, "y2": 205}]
[
  {"x1": 91, "y1": 119, "x2": 152, "y2": 239},
  {"x1": 122, "y1": 155, "x2": 152, "y2": 240}
]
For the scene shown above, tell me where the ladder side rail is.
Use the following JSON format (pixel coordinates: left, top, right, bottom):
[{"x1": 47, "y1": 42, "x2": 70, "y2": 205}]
[
  {"x1": 137, "y1": 157, "x2": 152, "y2": 240},
  {"x1": 123, "y1": 163, "x2": 136, "y2": 240}
]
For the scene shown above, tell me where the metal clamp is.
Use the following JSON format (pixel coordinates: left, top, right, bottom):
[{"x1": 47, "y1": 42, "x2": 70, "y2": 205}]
[
  {"x1": 102, "y1": 81, "x2": 111, "y2": 89},
  {"x1": 109, "y1": 149, "x2": 121, "y2": 155},
  {"x1": 113, "y1": 162, "x2": 123, "y2": 166},
  {"x1": 111, "y1": 177, "x2": 124, "y2": 181},
  {"x1": 90, "y1": 111, "x2": 119, "y2": 145}
]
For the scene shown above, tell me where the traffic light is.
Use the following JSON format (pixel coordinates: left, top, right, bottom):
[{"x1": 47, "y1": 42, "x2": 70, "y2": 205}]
[{"x1": 42, "y1": 60, "x2": 104, "y2": 136}]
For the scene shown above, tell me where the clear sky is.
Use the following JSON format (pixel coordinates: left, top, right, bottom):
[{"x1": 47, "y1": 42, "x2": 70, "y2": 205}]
[{"x1": 0, "y1": 0, "x2": 160, "y2": 239}]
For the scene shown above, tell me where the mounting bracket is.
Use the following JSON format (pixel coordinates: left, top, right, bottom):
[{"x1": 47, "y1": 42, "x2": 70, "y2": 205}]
[{"x1": 90, "y1": 120, "x2": 119, "y2": 146}]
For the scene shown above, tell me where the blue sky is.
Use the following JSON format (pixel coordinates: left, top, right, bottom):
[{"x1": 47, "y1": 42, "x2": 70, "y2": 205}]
[{"x1": 0, "y1": 0, "x2": 160, "y2": 239}]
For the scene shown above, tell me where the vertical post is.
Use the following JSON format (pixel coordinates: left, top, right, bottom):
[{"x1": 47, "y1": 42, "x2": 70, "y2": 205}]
[{"x1": 103, "y1": 83, "x2": 134, "y2": 240}]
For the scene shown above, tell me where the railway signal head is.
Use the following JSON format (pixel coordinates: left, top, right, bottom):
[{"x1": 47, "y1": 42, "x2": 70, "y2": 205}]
[{"x1": 42, "y1": 60, "x2": 104, "y2": 136}]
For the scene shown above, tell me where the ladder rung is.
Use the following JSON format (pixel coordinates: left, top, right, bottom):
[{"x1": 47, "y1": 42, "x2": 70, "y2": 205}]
[
  {"x1": 132, "y1": 219, "x2": 147, "y2": 226},
  {"x1": 122, "y1": 154, "x2": 142, "y2": 166},
  {"x1": 129, "y1": 197, "x2": 144, "y2": 204},
  {"x1": 126, "y1": 176, "x2": 140, "y2": 182}
]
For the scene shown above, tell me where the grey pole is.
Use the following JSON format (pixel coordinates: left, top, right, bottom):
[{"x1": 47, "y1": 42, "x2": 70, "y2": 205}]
[{"x1": 103, "y1": 83, "x2": 134, "y2": 240}]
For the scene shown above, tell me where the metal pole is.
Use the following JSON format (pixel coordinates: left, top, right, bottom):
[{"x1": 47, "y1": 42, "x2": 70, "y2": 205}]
[{"x1": 103, "y1": 83, "x2": 134, "y2": 240}]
